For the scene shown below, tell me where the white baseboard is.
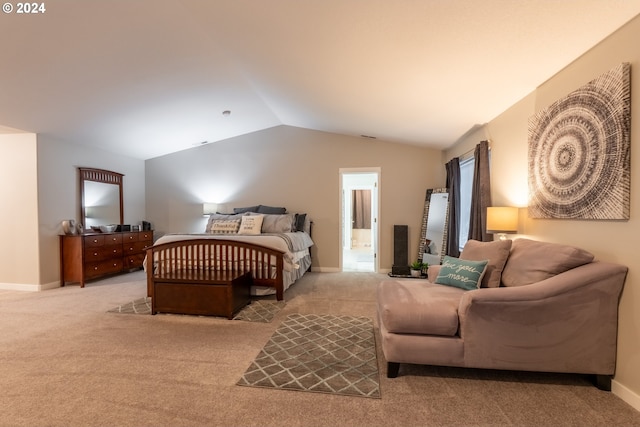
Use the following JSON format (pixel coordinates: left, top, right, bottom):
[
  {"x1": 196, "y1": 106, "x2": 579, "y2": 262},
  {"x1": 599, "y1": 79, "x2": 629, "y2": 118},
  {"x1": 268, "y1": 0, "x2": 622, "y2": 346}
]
[
  {"x1": 612, "y1": 379, "x2": 640, "y2": 412},
  {"x1": 0, "y1": 281, "x2": 60, "y2": 292}
]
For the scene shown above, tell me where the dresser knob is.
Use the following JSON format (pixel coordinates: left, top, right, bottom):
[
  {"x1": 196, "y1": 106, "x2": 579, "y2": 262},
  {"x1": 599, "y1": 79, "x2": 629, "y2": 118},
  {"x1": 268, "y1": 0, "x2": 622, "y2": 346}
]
[
  {"x1": 93, "y1": 239, "x2": 98, "y2": 243},
  {"x1": 93, "y1": 252, "x2": 98, "y2": 256}
]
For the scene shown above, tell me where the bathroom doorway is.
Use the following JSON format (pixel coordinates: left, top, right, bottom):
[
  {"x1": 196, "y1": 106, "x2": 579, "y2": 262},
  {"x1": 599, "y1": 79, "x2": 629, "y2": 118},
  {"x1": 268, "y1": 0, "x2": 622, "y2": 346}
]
[{"x1": 339, "y1": 168, "x2": 379, "y2": 272}]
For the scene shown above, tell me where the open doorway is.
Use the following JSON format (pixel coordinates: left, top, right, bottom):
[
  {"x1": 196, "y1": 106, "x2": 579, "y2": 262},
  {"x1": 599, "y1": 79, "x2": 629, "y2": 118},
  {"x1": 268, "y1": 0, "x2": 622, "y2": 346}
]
[{"x1": 340, "y1": 169, "x2": 379, "y2": 272}]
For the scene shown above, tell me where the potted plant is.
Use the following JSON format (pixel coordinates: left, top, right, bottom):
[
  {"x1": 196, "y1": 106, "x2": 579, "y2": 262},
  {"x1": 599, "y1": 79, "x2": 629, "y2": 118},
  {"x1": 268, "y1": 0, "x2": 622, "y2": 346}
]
[
  {"x1": 410, "y1": 260, "x2": 424, "y2": 277},
  {"x1": 422, "y1": 261, "x2": 429, "y2": 277}
]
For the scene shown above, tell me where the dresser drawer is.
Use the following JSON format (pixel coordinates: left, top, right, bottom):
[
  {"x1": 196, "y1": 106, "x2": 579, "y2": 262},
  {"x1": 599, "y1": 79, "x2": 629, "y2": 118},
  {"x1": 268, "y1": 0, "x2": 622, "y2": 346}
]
[
  {"x1": 123, "y1": 232, "x2": 139, "y2": 242},
  {"x1": 84, "y1": 245, "x2": 123, "y2": 261},
  {"x1": 124, "y1": 241, "x2": 150, "y2": 254},
  {"x1": 84, "y1": 235, "x2": 105, "y2": 247},
  {"x1": 124, "y1": 253, "x2": 145, "y2": 269},
  {"x1": 103, "y1": 233, "x2": 123, "y2": 245},
  {"x1": 139, "y1": 231, "x2": 153, "y2": 242},
  {"x1": 85, "y1": 259, "x2": 123, "y2": 279}
]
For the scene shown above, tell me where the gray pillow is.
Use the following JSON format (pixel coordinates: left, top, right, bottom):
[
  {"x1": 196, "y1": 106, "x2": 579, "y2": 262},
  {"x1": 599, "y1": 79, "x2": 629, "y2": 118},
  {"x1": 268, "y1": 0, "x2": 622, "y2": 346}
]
[
  {"x1": 250, "y1": 213, "x2": 295, "y2": 233},
  {"x1": 233, "y1": 206, "x2": 260, "y2": 214},
  {"x1": 257, "y1": 205, "x2": 287, "y2": 214},
  {"x1": 294, "y1": 213, "x2": 307, "y2": 232}
]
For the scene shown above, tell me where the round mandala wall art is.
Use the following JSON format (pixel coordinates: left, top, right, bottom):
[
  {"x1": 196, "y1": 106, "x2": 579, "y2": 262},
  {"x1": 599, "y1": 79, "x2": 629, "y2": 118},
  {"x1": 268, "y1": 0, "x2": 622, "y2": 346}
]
[{"x1": 528, "y1": 63, "x2": 630, "y2": 220}]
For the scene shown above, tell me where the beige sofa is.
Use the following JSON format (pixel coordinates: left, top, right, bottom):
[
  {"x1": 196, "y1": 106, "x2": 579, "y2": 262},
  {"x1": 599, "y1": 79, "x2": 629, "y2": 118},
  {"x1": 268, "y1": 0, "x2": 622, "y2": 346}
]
[{"x1": 377, "y1": 238, "x2": 628, "y2": 390}]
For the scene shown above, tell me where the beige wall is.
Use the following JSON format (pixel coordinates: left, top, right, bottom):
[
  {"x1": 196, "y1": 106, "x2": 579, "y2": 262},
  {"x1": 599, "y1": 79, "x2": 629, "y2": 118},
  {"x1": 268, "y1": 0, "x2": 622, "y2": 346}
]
[
  {"x1": 0, "y1": 133, "x2": 40, "y2": 287},
  {"x1": 145, "y1": 125, "x2": 444, "y2": 271},
  {"x1": 446, "y1": 15, "x2": 640, "y2": 410}
]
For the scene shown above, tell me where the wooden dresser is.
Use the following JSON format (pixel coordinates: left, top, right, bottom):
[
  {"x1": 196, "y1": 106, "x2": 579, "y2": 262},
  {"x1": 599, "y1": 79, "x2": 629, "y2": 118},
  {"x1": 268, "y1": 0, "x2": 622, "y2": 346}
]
[{"x1": 60, "y1": 230, "x2": 153, "y2": 287}]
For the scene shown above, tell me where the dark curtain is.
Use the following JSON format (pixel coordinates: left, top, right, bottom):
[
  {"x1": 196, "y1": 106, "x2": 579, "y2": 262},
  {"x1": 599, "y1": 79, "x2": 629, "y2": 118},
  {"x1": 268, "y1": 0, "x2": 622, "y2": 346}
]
[
  {"x1": 468, "y1": 140, "x2": 492, "y2": 242},
  {"x1": 352, "y1": 189, "x2": 371, "y2": 229},
  {"x1": 445, "y1": 158, "x2": 461, "y2": 258}
]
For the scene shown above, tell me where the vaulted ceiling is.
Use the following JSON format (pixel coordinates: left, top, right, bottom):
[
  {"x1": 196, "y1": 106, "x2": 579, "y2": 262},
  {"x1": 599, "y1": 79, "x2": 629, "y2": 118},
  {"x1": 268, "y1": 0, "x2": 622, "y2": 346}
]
[{"x1": 1, "y1": 1, "x2": 639, "y2": 160}]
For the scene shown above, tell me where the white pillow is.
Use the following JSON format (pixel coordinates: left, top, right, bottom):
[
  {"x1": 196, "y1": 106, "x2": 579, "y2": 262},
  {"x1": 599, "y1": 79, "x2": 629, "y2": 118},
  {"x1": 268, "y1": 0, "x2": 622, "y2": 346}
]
[
  {"x1": 238, "y1": 215, "x2": 264, "y2": 235},
  {"x1": 205, "y1": 213, "x2": 244, "y2": 233},
  {"x1": 209, "y1": 219, "x2": 241, "y2": 234}
]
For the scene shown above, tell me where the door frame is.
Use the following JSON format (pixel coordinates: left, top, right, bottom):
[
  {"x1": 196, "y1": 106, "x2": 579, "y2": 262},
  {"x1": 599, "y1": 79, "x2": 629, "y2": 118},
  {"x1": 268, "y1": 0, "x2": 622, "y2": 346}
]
[{"x1": 339, "y1": 167, "x2": 380, "y2": 272}]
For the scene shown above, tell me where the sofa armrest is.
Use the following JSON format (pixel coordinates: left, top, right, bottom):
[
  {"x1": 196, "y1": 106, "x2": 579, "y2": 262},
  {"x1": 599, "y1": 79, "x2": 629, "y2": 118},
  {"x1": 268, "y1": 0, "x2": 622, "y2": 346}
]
[{"x1": 458, "y1": 261, "x2": 627, "y2": 375}]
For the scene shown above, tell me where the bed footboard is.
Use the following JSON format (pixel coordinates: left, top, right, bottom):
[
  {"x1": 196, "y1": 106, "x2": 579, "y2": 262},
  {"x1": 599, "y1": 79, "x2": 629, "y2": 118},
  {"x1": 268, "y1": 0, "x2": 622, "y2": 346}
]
[{"x1": 146, "y1": 239, "x2": 286, "y2": 300}]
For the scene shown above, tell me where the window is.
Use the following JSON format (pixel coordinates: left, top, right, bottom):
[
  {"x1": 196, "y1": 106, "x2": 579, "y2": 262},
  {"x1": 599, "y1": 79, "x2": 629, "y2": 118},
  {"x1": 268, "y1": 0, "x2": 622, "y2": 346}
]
[
  {"x1": 457, "y1": 147, "x2": 491, "y2": 251},
  {"x1": 458, "y1": 156, "x2": 474, "y2": 251}
]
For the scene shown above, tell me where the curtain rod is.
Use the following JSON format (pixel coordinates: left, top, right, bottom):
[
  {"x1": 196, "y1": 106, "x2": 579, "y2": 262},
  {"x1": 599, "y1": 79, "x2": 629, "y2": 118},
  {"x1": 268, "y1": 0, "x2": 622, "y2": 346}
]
[
  {"x1": 459, "y1": 140, "x2": 491, "y2": 160},
  {"x1": 459, "y1": 147, "x2": 475, "y2": 160}
]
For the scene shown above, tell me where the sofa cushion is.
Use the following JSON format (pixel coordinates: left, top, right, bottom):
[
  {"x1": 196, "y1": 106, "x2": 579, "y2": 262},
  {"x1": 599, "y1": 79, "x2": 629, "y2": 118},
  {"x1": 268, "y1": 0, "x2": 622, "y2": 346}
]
[
  {"x1": 460, "y1": 239, "x2": 512, "y2": 288},
  {"x1": 377, "y1": 280, "x2": 465, "y2": 336},
  {"x1": 435, "y1": 256, "x2": 488, "y2": 291},
  {"x1": 501, "y1": 238, "x2": 595, "y2": 287}
]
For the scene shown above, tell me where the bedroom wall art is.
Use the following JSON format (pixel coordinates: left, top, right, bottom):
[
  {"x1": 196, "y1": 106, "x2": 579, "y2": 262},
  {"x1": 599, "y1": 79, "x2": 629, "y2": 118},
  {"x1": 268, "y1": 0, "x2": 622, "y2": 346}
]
[{"x1": 528, "y1": 62, "x2": 631, "y2": 220}]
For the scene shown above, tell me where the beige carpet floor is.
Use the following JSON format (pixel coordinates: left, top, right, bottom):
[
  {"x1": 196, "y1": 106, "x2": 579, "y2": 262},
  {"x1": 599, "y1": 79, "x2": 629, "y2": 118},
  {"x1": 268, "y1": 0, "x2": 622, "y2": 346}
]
[
  {"x1": 0, "y1": 270, "x2": 639, "y2": 427},
  {"x1": 107, "y1": 297, "x2": 285, "y2": 322}
]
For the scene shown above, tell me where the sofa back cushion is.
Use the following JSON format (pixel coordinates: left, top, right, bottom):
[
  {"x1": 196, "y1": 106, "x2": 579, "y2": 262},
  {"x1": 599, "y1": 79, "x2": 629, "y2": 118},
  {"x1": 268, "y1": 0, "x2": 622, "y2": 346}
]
[
  {"x1": 501, "y1": 238, "x2": 594, "y2": 287},
  {"x1": 460, "y1": 239, "x2": 512, "y2": 288}
]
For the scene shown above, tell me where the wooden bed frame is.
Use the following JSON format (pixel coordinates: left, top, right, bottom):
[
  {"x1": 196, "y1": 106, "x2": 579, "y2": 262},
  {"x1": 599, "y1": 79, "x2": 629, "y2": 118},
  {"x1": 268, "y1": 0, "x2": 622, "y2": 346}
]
[{"x1": 146, "y1": 238, "x2": 286, "y2": 301}]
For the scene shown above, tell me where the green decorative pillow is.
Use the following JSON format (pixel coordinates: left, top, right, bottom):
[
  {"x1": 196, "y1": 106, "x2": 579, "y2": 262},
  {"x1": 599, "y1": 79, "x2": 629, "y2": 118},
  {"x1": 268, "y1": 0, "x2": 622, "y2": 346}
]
[{"x1": 435, "y1": 256, "x2": 489, "y2": 291}]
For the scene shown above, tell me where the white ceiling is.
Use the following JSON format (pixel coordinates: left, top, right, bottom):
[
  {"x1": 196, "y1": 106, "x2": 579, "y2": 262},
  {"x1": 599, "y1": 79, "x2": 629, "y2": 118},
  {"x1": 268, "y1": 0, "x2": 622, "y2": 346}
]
[{"x1": 1, "y1": 0, "x2": 639, "y2": 160}]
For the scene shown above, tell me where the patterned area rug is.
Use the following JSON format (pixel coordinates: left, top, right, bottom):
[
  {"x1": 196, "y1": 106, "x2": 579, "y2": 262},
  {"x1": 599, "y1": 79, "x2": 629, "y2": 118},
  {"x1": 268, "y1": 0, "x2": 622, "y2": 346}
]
[
  {"x1": 107, "y1": 298, "x2": 284, "y2": 323},
  {"x1": 108, "y1": 297, "x2": 152, "y2": 314},
  {"x1": 237, "y1": 313, "x2": 380, "y2": 398}
]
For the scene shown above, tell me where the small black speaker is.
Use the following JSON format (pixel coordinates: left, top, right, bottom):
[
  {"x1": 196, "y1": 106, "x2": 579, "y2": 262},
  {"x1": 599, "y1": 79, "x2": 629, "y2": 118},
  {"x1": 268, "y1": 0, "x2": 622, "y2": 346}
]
[{"x1": 392, "y1": 225, "x2": 410, "y2": 275}]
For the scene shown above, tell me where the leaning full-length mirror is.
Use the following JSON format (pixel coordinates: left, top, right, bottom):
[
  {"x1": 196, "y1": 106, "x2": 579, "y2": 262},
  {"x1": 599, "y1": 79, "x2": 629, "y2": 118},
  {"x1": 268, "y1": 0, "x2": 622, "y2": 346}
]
[
  {"x1": 418, "y1": 188, "x2": 449, "y2": 265},
  {"x1": 79, "y1": 168, "x2": 124, "y2": 230}
]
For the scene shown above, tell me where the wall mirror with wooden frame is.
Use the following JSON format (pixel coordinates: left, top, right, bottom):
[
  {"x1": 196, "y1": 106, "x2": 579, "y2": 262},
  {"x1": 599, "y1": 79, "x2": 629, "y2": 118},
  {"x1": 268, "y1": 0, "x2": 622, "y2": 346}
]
[
  {"x1": 418, "y1": 188, "x2": 450, "y2": 266},
  {"x1": 79, "y1": 168, "x2": 124, "y2": 231}
]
